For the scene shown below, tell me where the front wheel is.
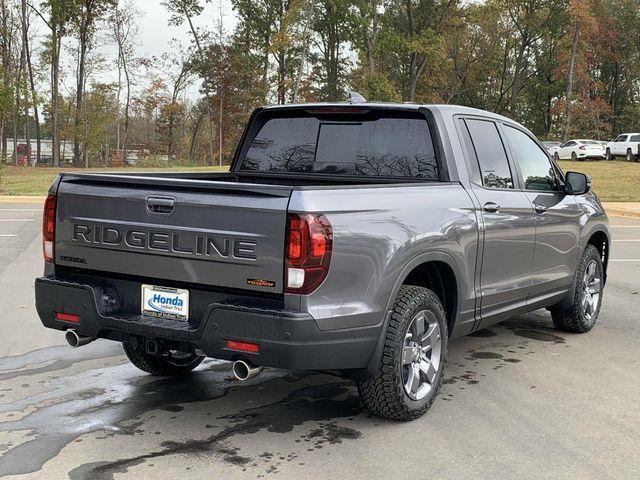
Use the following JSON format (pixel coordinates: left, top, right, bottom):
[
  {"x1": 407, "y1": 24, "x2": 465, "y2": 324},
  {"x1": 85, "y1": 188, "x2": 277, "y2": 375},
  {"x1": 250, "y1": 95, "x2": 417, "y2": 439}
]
[
  {"x1": 358, "y1": 285, "x2": 447, "y2": 421},
  {"x1": 605, "y1": 149, "x2": 613, "y2": 161},
  {"x1": 554, "y1": 152, "x2": 560, "y2": 162},
  {"x1": 123, "y1": 341, "x2": 204, "y2": 376},
  {"x1": 571, "y1": 151, "x2": 578, "y2": 161},
  {"x1": 551, "y1": 245, "x2": 604, "y2": 333},
  {"x1": 626, "y1": 149, "x2": 634, "y2": 162}
]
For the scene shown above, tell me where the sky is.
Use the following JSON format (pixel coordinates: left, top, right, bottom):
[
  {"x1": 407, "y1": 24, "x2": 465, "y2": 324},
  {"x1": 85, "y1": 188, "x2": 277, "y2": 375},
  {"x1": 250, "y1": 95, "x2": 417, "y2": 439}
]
[{"x1": 131, "y1": 0, "x2": 236, "y2": 60}]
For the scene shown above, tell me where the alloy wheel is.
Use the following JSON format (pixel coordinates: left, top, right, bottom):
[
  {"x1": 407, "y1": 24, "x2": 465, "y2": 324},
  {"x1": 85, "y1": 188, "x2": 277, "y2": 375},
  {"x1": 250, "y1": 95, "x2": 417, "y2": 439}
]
[
  {"x1": 402, "y1": 310, "x2": 442, "y2": 401},
  {"x1": 581, "y1": 260, "x2": 601, "y2": 321}
]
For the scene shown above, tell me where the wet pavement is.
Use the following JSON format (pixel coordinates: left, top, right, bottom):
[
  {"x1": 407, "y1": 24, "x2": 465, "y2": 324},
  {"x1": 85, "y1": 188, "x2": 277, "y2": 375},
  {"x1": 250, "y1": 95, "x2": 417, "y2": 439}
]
[{"x1": 0, "y1": 203, "x2": 639, "y2": 479}]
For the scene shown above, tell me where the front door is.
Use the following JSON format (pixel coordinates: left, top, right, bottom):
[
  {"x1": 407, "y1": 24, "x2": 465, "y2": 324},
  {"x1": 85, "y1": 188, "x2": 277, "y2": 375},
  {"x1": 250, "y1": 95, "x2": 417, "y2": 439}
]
[
  {"x1": 460, "y1": 118, "x2": 536, "y2": 325},
  {"x1": 501, "y1": 124, "x2": 581, "y2": 303},
  {"x1": 613, "y1": 135, "x2": 628, "y2": 155}
]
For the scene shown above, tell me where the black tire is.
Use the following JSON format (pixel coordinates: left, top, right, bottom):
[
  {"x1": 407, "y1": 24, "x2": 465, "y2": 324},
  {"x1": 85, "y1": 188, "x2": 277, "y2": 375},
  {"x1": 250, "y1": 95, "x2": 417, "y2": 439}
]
[
  {"x1": 358, "y1": 285, "x2": 448, "y2": 421},
  {"x1": 626, "y1": 149, "x2": 633, "y2": 162},
  {"x1": 571, "y1": 151, "x2": 578, "y2": 161},
  {"x1": 551, "y1": 245, "x2": 604, "y2": 333},
  {"x1": 605, "y1": 149, "x2": 613, "y2": 161},
  {"x1": 554, "y1": 152, "x2": 560, "y2": 162},
  {"x1": 123, "y1": 341, "x2": 204, "y2": 376}
]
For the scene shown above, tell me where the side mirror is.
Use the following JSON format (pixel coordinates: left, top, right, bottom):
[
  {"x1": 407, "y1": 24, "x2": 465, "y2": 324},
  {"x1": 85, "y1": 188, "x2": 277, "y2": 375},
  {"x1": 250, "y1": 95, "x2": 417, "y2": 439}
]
[{"x1": 564, "y1": 171, "x2": 591, "y2": 195}]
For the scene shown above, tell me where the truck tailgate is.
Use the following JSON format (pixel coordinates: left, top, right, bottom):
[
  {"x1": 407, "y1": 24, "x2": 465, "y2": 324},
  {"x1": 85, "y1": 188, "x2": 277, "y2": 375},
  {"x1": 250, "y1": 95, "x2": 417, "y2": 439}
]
[{"x1": 54, "y1": 174, "x2": 292, "y2": 293}]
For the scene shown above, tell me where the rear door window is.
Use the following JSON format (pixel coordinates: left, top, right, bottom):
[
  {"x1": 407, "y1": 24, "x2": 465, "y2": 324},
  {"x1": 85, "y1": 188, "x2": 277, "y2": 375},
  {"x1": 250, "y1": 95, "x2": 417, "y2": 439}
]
[
  {"x1": 240, "y1": 113, "x2": 439, "y2": 179},
  {"x1": 631, "y1": 135, "x2": 640, "y2": 142},
  {"x1": 464, "y1": 119, "x2": 514, "y2": 189}
]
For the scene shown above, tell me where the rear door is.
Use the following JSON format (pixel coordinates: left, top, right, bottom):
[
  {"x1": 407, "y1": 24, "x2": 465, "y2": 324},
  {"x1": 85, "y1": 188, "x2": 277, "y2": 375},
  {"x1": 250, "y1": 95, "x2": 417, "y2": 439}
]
[
  {"x1": 459, "y1": 117, "x2": 536, "y2": 323},
  {"x1": 55, "y1": 175, "x2": 292, "y2": 293}
]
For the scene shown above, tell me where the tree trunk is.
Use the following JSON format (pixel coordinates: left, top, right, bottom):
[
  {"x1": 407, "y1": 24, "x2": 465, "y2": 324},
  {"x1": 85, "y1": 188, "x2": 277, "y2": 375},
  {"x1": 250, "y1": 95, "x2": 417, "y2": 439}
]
[
  {"x1": 73, "y1": 20, "x2": 88, "y2": 167},
  {"x1": 562, "y1": 20, "x2": 580, "y2": 142},
  {"x1": 509, "y1": 37, "x2": 528, "y2": 119},
  {"x1": 52, "y1": 29, "x2": 61, "y2": 166},
  {"x1": 122, "y1": 56, "x2": 131, "y2": 160},
  {"x1": 21, "y1": 0, "x2": 40, "y2": 165},
  {"x1": 292, "y1": 0, "x2": 313, "y2": 103},
  {"x1": 218, "y1": 94, "x2": 223, "y2": 166},
  {"x1": 189, "y1": 105, "x2": 206, "y2": 162},
  {"x1": 277, "y1": 50, "x2": 286, "y2": 104},
  {"x1": 185, "y1": 13, "x2": 215, "y2": 165}
]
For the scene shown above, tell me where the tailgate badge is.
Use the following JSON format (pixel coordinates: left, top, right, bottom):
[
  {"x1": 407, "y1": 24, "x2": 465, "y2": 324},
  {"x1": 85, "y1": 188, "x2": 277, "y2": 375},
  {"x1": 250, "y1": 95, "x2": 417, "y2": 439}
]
[{"x1": 247, "y1": 278, "x2": 275, "y2": 288}]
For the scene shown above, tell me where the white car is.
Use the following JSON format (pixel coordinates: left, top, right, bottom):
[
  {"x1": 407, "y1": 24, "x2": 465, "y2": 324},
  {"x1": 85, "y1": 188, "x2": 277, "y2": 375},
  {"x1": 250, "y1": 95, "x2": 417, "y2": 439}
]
[
  {"x1": 605, "y1": 133, "x2": 640, "y2": 161},
  {"x1": 554, "y1": 139, "x2": 606, "y2": 161}
]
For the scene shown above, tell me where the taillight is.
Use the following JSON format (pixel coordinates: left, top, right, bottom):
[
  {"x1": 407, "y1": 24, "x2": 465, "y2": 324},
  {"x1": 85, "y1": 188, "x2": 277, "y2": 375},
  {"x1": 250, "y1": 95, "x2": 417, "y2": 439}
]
[
  {"x1": 42, "y1": 194, "x2": 56, "y2": 262},
  {"x1": 285, "y1": 213, "x2": 332, "y2": 294},
  {"x1": 579, "y1": 145, "x2": 586, "y2": 151}
]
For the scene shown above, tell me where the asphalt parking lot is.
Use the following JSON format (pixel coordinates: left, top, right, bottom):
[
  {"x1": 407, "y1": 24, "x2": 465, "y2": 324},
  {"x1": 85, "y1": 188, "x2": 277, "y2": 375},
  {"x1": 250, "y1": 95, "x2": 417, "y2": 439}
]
[{"x1": 0, "y1": 203, "x2": 638, "y2": 480}]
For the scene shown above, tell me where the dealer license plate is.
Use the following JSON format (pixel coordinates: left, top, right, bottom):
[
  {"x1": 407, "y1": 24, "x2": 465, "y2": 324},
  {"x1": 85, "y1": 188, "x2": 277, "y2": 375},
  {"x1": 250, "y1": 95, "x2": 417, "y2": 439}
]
[{"x1": 141, "y1": 284, "x2": 189, "y2": 321}]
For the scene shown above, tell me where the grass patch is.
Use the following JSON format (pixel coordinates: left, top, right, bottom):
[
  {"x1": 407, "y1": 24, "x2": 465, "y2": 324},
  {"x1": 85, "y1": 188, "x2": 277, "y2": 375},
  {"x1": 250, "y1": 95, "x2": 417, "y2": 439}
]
[
  {"x1": 557, "y1": 160, "x2": 640, "y2": 202},
  {"x1": 0, "y1": 165, "x2": 229, "y2": 196},
  {"x1": 1, "y1": 161, "x2": 638, "y2": 201}
]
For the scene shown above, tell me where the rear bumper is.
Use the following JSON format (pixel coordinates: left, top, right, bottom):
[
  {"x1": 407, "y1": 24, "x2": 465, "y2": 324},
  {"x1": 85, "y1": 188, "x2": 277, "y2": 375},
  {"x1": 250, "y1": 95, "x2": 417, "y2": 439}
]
[
  {"x1": 35, "y1": 277, "x2": 380, "y2": 371},
  {"x1": 577, "y1": 153, "x2": 605, "y2": 159}
]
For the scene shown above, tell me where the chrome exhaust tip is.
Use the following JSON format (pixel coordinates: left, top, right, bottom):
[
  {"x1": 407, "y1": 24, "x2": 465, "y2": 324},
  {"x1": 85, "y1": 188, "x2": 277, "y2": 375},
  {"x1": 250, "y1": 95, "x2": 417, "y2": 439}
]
[
  {"x1": 65, "y1": 329, "x2": 95, "y2": 348},
  {"x1": 232, "y1": 360, "x2": 263, "y2": 381}
]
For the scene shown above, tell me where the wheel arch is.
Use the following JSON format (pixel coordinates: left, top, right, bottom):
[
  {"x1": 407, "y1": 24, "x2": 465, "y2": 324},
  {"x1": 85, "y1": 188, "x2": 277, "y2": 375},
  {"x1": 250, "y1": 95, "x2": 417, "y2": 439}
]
[
  {"x1": 358, "y1": 251, "x2": 462, "y2": 379},
  {"x1": 586, "y1": 229, "x2": 609, "y2": 283}
]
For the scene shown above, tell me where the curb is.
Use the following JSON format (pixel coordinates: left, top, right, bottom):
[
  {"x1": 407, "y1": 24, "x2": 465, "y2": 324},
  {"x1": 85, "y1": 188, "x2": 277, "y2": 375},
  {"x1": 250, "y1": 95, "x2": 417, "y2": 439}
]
[
  {"x1": 0, "y1": 196, "x2": 46, "y2": 204},
  {"x1": 604, "y1": 209, "x2": 640, "y2": 220},
  {"x1": 602, "y1": 203, "x2": 640, "y2": 220}
]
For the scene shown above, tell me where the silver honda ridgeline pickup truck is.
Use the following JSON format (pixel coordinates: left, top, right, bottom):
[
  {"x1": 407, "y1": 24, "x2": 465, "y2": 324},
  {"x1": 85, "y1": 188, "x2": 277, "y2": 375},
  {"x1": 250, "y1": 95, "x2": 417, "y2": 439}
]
[{"x1": 35, "y1": 101, "x2": 610, "y2": 420}]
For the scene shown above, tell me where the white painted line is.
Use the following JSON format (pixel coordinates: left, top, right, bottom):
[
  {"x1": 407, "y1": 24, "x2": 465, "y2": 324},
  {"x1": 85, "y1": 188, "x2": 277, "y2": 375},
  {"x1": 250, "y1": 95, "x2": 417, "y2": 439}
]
[
  {"x1": 0, "y1": 219, "x2": 34, "y2": 222},
  {"x1": 609, "y1": 259, "x2": 640, "y2": 262},
  {"x1": 0, "y1": 234, "x2": 17, "y2": 237}
]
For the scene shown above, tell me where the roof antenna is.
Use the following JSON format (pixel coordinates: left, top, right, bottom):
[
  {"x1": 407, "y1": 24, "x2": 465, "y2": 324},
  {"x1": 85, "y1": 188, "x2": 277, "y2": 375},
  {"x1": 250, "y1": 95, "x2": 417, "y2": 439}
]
[{"x1": 347, "y1": 91, "x2": 367, "y2": 104}]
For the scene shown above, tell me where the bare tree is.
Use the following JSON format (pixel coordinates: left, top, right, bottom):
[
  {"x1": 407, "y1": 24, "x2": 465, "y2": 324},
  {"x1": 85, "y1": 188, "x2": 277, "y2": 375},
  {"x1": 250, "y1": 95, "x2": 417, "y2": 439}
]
[
  {"x1": 162, "y1": 0, "x2": 215, "y2": 165},
  {"x1": 22, "y1": 0, "x2": 40, "y2": 164},
  {"x1": 157, "y1": 45, "x2": 195, "y2": 161},
  {"x1": 72, "y1": 0, "x2": 115, "y2": 167},
  {"x1": 111, "y1": 1, "x2": 137, "y2": 163}
]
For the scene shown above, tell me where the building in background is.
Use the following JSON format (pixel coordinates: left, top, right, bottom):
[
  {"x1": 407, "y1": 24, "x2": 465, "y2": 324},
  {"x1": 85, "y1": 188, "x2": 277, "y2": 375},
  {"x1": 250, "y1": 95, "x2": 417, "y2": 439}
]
[{"x1": 3, "y1": 139, "x2": 75, "y2": 165}]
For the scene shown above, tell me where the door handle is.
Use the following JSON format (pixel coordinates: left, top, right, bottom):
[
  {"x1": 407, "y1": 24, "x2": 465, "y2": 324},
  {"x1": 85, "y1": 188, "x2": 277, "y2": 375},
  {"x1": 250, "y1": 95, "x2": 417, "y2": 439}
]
[
  {"x1": 534, "y1": 204, "x2": 548, "y2": 214},
  {"x1": 146, "y1": 196, "x2": 175, "y2": 215},
  {"x1": 483, "y1": 202, "x2": 500, "y2": 213}
]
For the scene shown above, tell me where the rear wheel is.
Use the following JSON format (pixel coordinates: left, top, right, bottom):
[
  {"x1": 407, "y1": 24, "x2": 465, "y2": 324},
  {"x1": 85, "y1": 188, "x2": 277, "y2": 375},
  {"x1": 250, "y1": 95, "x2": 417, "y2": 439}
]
[
  {"x1": 358, "y1": 285, "x2": 447, "y2": 421},
  {"x1": 123, "y1": 341, "x2": 204, "y2": 376},
  {"x1": 551, "y1": 245, "x2": 604, "y2": 333}
]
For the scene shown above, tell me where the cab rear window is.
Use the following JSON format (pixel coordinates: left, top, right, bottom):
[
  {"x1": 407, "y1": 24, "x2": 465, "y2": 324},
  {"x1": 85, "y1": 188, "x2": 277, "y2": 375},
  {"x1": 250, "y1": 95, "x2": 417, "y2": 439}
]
[{"x1": 239, "y1": 113, "x2": 439, "y2": 179}]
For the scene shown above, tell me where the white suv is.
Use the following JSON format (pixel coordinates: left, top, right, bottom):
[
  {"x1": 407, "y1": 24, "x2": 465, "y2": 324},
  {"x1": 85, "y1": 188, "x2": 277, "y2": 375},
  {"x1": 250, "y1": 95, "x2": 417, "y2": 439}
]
[{"x1": 605, "y1": 133, "x2": 640, "y2": 161}]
